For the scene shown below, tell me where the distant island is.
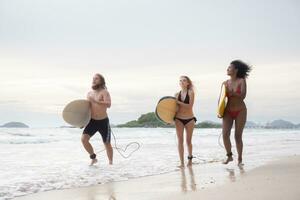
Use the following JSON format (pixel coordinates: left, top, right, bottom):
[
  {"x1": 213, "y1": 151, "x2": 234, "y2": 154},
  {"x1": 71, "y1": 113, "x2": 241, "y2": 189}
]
[
  {"x1": 0, "y1": 122, "x2": 29, "y2": 128},
  {"x1": 3, "y1": 117, "x2": 298, "y2": 129},
  {"x1": 264, "y1": 119, "x2": 300, "y2": 129},
  {"x1": 117, "y1": 113, "x2": 300, "y2": 129},
  {"x1": 117, "y1": 112, "x2": 222, "y2": 128},
  {"x1": 117, "y1": 112, "x2": 172, "y2": 128}
]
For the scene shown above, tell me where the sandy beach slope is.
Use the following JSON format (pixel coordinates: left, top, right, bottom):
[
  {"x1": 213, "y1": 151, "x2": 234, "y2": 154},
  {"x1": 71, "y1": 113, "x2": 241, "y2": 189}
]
[{"x1": 15, "y1": 156, "x2": 300, "y2": 200}]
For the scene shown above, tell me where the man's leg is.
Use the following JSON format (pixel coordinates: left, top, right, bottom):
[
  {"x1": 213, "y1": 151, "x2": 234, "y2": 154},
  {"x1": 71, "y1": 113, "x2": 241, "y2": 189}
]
[
  {"x1": 81, "y1": 133, "x2": 97, "y2": 165},
  {"x1": 104, "y1": 142, "x2": 113, "y2": 165}
]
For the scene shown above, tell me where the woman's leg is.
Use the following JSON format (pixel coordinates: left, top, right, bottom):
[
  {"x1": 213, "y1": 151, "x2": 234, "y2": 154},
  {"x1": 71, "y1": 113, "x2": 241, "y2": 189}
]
[
  {"x1": 222, "y1": 112, "x2": 234, "y2": 164},
  {"x1": 235, "y1": 109, "x2": 247, "y2": 165},
  {"x1": 175, "y1": 119, "x2": 185, "y2": 167},
  {"x1": 185, "y1": 120, "x2": 195, "y2": 166}
]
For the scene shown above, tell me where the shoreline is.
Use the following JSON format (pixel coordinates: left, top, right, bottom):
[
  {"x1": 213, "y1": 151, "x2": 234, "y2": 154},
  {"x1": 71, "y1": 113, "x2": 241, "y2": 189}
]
[{"x1": 15, "y1": 155, "x2": 300, "y2": 200}]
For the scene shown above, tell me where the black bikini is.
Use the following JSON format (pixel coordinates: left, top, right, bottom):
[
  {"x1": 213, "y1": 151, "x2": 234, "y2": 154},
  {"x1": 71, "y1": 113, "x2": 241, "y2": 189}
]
[{"x1": 174, "y1": 91, "x2": 197, "y2": 126}]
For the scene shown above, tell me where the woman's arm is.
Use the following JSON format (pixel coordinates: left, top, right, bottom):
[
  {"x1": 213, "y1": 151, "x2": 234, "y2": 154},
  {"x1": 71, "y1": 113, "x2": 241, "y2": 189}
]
[{"x1": 98, "y1": 91, "x2": 111, "y2": 108}]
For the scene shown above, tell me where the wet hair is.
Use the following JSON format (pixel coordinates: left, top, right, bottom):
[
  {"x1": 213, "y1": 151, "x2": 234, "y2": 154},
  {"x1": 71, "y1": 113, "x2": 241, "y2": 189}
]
[
  {"x1": 92, "y1": 73, "x2": 107, "y2": 90},
  {"x1": 231, "y1": 60, "x2": 252, "y2": 79},
  {"x1": 181, "y1": 75, "x2": 194, "y2": 91}
]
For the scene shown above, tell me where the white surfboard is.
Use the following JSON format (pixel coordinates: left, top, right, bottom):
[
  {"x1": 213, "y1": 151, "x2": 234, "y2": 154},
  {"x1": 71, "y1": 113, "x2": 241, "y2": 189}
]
[{"x1": 62, "y1": 99, "x2": 91, "y2": 128}]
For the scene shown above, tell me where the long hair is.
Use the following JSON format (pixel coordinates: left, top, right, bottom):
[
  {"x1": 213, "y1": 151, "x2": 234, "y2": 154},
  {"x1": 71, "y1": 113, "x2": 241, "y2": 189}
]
[
  {"x1": 231, "y1": 60, "x2": 252, "y2": 79},
  {"x1": 181, "y1": 75, "x2": 194, "y2": 91},
  {"x1": 94, "y1": 73, "x2": 107, "y2": 90}
]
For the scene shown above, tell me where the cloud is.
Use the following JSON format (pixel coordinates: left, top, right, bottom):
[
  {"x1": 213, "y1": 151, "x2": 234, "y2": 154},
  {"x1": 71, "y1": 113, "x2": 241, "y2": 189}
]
[{"x1": 1, "y1": 0, "x2": 300, "y2": 126}]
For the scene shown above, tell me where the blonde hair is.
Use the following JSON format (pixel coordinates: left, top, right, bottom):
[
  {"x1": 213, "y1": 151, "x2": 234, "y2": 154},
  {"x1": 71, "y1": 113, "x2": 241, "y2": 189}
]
[{"x1": 180, "y1": 75, "x2": 194, "y2": 91}]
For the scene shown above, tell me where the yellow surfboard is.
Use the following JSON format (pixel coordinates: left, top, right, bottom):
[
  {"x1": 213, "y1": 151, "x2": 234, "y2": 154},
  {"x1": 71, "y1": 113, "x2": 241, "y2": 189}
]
[
  {"x1": 62, "y1": 99, "x2": 91, "y2": 128},
  {"x1": 217, "y1": 83, "x2": 227, "y2": 118},
  {"x1": 155, "y1": 96, "x2": 178, "y2": 124}
]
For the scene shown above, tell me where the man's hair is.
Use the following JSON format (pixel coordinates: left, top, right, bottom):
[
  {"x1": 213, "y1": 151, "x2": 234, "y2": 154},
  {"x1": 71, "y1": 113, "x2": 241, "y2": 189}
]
[{"x1": 92, "y1": 73, "x2": 107, "y2": 90}]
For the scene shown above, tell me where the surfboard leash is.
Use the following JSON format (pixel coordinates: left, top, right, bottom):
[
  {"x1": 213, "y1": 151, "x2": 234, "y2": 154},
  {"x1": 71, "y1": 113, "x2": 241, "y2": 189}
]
[
  {"x1": 173, "y1": 132, "x2": 208, "y2": 164},
  {"x1": 95, "y1": 128, "x2": 141, "y2": 159}
]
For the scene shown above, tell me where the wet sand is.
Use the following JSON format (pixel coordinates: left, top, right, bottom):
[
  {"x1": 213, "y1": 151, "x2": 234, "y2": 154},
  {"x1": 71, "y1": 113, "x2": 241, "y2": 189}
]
[{"x1": 15, "y1": 156, "x2": 300, "y2": 200}]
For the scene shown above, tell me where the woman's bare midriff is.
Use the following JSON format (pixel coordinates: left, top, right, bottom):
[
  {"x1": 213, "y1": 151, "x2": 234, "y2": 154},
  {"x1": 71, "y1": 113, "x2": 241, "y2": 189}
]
[
  {"x1": 176, "y1": 107, "x2": 194, "y2": 119},
  {"x1": 226, "y1": 97, "x2": 246, "y2": 112}
]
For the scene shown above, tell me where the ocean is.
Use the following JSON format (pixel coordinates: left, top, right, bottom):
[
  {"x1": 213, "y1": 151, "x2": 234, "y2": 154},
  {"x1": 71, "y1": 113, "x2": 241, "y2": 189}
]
[{"x1": 0, "y1": 127, "x2": 299, "y2": 200}]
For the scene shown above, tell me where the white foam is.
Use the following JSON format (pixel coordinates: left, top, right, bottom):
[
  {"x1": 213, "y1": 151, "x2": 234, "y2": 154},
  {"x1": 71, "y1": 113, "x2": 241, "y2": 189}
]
[{"x1": 0, "y1": 128, "x2": 299, "y2": 200}]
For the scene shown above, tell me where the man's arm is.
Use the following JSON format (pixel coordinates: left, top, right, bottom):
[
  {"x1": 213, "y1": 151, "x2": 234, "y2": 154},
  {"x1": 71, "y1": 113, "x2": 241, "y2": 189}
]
[{"x1": 95, "y1": 91, "x2": 111, "y2": 108}]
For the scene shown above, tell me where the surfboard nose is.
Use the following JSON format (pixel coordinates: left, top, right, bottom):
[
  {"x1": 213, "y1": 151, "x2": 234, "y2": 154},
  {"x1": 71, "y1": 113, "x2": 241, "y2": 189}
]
[
  {"x1": 155, "y1": 96, "x2": 178, "y2": 124},
  {"x1": 62, "y1": 99, "x2": 91, "y2": 128}
]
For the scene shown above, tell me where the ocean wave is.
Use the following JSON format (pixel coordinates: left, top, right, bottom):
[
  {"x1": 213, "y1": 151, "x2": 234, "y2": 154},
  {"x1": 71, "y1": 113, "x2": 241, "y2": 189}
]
[
  {"x1": 1, "y1": 128, "x2": 299, "y2": 200},
  {"x1": 0, "y1": 139, "x2": 59, "y2": 144},
  {"x1": 0, "y1": 159, "x2": 221, "y2": 200},
  {"x1": 0, "y1": 131, "x2": 34, "y2": 137}
]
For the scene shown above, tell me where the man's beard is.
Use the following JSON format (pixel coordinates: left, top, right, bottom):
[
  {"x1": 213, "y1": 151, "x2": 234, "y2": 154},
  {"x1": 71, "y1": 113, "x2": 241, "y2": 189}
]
[{"x1": 92, "y1": 84, "x2": 100, "y2": 90}]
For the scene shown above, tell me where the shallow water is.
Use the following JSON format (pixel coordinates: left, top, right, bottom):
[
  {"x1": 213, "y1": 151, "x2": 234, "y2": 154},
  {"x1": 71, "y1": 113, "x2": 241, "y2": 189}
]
[{"x1": 0, "y1": 128, "x2": 299, "y2": 200}]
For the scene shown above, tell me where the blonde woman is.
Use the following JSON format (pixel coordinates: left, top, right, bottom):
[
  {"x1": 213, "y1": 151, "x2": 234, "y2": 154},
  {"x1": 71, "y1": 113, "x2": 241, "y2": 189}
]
[{"x1": 174, "y1": 76, "x2": 197, "y2": 167}]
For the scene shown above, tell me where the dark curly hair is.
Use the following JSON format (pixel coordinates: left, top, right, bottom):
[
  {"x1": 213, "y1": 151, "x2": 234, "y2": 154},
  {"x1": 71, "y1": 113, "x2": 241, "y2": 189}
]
[{"x1": 231, "y1": 60, "x2": 252, "y2": 79}]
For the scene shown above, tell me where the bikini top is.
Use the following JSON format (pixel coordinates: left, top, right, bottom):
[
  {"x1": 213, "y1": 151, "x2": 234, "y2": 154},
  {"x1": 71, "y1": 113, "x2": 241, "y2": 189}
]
[
  {"x1": 178, "y1": 91, "x2": 190, "y2": 104},
  {"x1": 226, "y1": 81, "x2": 241, "y2": 97}
]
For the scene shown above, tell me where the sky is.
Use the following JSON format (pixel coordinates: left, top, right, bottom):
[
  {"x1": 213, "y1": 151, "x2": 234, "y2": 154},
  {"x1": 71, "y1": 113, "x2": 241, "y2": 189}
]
[{"x1": 0, "y1": 0, "x2": 300, "y2": 127}]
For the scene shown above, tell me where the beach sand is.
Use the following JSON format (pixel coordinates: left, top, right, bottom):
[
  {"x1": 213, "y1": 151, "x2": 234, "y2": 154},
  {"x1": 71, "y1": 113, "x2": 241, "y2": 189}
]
[{"x1": 15, "y1": 156, "x2": 300, "y2": 200}]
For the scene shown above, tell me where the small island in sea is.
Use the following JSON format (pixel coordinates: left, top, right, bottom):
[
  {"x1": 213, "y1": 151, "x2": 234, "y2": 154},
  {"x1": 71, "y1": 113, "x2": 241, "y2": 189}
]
[
  {"x1": 117, "y1": 112, "x2": 299, "y2": 129},
  {"x1": 117, "y1": 112, "x2": 222, "y2": 128},
  {"x1": 0, "y1": 122, "x2": 29, "y2": 128}
]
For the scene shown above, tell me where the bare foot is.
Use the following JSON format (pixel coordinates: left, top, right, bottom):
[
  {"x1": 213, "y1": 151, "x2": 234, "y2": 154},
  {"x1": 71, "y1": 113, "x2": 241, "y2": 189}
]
[
  {"x1": 222, "y1": 156, "x2": 233, "y2": 164},
  {"x1": 109, "y1": 160, "x2": 113, "y2": 165},
  {"x1": 177, "y1": 163, "x2": 185, "y2": 168},
  {"x1": 238, "y1": 159, "x2": 244, "y2": 167},
  {"x1": 238, "y1": 163, "x2": 245, "y2": 175},
  {"x1": 90, "y1": 158, "x2": 98, "y2": 166}
]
